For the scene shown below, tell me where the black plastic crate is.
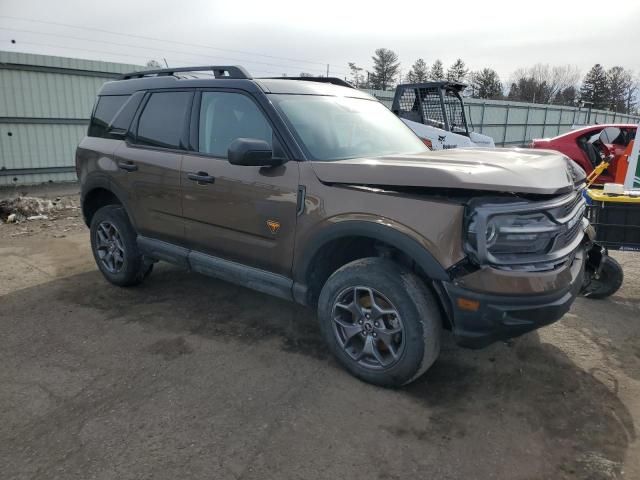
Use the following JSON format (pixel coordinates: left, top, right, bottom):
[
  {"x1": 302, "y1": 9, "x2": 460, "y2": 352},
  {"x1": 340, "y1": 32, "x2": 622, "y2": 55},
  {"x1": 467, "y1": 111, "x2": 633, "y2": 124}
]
[{"x1": 586, "y1": 200, "x2": 640, "y2": 251}]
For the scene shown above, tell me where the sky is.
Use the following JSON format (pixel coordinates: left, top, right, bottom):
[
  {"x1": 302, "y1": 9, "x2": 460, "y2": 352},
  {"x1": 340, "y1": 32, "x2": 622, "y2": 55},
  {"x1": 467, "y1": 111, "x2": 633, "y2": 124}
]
[{"x1": 1, "y1": 0, "x2": 639, "y2": 83}]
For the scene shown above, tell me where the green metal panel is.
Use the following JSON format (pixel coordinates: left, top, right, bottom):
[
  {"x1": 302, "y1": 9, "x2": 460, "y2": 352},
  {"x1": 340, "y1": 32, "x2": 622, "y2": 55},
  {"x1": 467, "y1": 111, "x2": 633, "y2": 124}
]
[{"x1": 0, "y1": 50, "x2": 141, "y2": 185}]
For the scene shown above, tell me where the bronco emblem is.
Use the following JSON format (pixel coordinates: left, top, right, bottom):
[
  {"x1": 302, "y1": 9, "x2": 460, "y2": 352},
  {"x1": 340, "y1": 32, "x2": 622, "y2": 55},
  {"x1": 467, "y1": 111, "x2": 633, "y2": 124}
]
[{"x1": 266, "y1": 220, "x2": 281, "y2": 234}]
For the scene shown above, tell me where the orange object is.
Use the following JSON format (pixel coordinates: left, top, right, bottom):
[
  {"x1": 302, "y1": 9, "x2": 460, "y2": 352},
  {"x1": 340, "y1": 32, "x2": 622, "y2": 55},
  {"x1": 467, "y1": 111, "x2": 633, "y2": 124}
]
[
  {"x1": 615, "y1": 140, "x2": 634, "y2": 184},
  {"x1": 457, "y1": 297, "x2": 480, "y2": 312}
]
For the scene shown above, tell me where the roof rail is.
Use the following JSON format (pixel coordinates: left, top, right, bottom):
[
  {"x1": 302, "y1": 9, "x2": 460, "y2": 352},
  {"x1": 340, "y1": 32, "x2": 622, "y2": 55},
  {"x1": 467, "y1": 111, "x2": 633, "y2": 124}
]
[
  {"x1": 263, "y1": 76, "x2": 355, "y2": 89},
  {"x1": 119, "y1": 65, "x2": 252, "y2": 80}
]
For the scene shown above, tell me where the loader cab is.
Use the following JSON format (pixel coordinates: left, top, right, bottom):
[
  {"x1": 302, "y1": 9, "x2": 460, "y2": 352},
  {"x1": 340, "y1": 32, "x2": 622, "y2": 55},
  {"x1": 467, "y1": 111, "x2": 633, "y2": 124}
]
[{"x1": 392, "y1": 81, "x2": 470, "y2": 136}]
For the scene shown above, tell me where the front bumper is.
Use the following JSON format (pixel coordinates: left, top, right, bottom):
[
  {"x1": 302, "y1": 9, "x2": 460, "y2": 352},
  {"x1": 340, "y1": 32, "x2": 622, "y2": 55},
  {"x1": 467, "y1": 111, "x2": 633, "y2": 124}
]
[{"x1": 442, "y1": 248, "x2": 586, "y2": 348}]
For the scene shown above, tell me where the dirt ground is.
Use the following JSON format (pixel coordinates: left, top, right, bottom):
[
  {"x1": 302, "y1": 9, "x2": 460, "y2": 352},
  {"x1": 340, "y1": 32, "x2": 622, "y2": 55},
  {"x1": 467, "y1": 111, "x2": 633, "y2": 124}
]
[{"x1": 1, "y1": 185, "x2": 639, "y2": 480}]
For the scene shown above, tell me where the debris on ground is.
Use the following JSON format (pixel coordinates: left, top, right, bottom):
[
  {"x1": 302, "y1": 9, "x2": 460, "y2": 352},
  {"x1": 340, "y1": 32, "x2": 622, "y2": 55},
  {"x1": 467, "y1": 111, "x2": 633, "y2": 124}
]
[{"x1": 0, "y1": 196, "x2": 78, "y2": 223}]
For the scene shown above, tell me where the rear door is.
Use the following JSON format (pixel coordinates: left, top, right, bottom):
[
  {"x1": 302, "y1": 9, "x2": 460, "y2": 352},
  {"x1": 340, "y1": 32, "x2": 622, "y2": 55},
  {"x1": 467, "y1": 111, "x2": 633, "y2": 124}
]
[
  {"x1": 112, "y1": 90, "x2": 193, "y2": 244},
  {"x1": 180, "y1": 90, "x2": 299, "y2": 276}
]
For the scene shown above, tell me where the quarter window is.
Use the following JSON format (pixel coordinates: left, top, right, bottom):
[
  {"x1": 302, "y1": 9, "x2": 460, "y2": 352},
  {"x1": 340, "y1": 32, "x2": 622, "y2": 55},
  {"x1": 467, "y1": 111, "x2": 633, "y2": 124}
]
[
  {"x1": 136, "y1": 91, "x2": 192, "y2": 149},
  {"x1": 198, "y1": 92, "x2": 272, "y2": 157},
  {"x1": 88, "y1": 95, "x2": 129, "y2": 138}
]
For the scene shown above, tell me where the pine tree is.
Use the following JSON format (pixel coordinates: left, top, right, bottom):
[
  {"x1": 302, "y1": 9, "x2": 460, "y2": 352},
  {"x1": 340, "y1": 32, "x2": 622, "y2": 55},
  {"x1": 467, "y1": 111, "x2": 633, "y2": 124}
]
[
  {"x1": 429, "y1": 59, "x2": 444, "y2": 81},
  {"x1": 580, "y1": 64, "x2": 609, "y2": 110},
  {"x1": 407, "y1": 58, "x2": 429, "y2": 83},
  {"x1": 446, "y1": 59, "x2": 469, "y2": 83},
  {"x1": 470, "y1": 68, "x2": 503, "y2": 99},
  {"x1": 607, "y1": 66, "x2": 632, "y2": 113},
  {"x1": 369, "y1": 48, "x2": 400, "y2": 91}
]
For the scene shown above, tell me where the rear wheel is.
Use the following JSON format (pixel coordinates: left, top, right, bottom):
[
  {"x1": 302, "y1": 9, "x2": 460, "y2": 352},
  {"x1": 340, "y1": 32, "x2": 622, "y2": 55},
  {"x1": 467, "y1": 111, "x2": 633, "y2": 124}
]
[
  {"x1": 90, "y1": 205, "x2": 152, "y2": 287},
  {"x1": 317, "y1": 257, "x2": 441, "y2": 388},
  {"x1": 582, "y1": 255, "x2": 623, "y2": 299}
]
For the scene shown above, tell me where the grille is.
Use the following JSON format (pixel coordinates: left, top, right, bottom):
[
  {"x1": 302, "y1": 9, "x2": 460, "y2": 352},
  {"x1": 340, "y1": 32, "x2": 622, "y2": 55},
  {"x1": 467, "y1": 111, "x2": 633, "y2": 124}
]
[
  {"x1": 549, "y1": 192, "x2": 585, "y2": 252},
  {"x1": 553, "y1": 214, "x2": 583, "y2": 250}
]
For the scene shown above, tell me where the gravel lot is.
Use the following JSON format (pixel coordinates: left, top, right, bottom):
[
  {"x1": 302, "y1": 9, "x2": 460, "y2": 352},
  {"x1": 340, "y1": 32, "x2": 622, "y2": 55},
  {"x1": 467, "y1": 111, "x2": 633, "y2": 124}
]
[{"x1": 1, "y1": 186, "x2": 639, "y2": 480}]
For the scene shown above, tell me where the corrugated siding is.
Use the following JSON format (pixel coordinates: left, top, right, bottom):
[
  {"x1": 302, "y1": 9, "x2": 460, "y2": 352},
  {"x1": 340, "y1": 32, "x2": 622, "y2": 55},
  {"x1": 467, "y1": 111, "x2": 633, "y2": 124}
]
[
  {"x1": 0, "y1": 69, "x2": 106, "y2": 118},
  {"x1": 0, "y1": 51, "x2": 139, "y2": 75},
  {"x1": 0, "y1": 50, "x2": 141, "y2": 185},
  {"x1": 0, "y1": 123, "x2": 86, "y2": 169}
]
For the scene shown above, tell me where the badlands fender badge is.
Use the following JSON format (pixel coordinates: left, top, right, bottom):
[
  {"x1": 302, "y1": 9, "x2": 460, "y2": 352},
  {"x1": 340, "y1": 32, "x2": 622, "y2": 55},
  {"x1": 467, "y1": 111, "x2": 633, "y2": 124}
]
[{"x1": 266, "y1": 220, "x2": 281, "y2": 234}]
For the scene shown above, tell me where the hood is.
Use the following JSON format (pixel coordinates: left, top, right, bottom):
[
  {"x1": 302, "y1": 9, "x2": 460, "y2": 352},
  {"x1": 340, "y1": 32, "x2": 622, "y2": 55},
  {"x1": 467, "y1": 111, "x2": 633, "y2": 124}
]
[{"x1": 310, "y1": 148, "x2": 585, "y2": 195}]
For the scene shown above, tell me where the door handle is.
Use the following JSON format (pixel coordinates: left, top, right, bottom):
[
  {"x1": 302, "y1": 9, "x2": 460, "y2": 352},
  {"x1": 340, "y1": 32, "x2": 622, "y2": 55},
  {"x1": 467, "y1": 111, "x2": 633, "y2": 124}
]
[
  {"x1": 117, "y1": 160, "x2": 138, "y2": 172},
  {"x1": 187, "y1": 171, "x2": 215, "y2": 184}
]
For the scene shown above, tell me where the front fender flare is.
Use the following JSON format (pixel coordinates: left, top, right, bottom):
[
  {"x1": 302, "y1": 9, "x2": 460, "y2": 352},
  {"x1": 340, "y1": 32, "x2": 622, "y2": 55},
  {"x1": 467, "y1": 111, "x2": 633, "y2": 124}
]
[{"x1": 294, "y1": 219, "x2": 450, "y2": 284}]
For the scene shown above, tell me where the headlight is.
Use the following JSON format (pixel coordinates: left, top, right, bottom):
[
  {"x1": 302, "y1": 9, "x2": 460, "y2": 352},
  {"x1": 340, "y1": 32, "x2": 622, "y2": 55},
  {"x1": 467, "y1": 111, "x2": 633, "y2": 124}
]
[
  {"x1": 468, "y1": 212, "x2": 556, "y2": 256},
  {"x1": 464, "y1": 193, "x2": 587, "y2": 270}
]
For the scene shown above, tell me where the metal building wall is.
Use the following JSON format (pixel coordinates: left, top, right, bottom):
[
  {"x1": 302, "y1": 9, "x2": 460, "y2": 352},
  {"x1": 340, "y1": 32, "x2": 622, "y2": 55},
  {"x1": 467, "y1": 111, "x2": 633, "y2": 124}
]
[
  {"x1": 367, "y1": 89, "x2": 640, "y2": 147},
  {"x1": 0, "y1": 51, "x2": 141, "y2": 186}
]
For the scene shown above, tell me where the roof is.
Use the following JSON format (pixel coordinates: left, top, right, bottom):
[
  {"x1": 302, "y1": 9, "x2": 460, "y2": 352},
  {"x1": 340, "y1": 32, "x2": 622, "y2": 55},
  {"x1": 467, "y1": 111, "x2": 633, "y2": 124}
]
[{"x1": 99, "y1": 75, "x2": 374, "y2": 99}]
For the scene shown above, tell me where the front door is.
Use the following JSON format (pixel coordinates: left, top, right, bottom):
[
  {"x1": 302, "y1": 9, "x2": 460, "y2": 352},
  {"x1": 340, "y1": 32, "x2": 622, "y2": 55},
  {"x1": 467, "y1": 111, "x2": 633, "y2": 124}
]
[{"x1": 181, "y1": 90, "x2": 300, "y2": 276}]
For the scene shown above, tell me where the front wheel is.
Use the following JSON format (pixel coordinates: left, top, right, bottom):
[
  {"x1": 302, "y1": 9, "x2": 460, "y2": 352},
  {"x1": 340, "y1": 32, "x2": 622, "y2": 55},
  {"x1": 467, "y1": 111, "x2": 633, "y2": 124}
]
[
  {"x1": 317, "y1": 257, "x2": 441, "y2": 388},
  {"x1": 582, "y1": 255, "x2": 623, "y2": 299}
]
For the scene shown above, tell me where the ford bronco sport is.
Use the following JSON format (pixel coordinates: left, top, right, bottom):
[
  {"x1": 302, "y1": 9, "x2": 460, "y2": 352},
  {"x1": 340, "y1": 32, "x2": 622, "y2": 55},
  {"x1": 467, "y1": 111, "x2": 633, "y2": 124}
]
[{"x1": 77, "y1": 66, "x2": 592, "y2": 387}]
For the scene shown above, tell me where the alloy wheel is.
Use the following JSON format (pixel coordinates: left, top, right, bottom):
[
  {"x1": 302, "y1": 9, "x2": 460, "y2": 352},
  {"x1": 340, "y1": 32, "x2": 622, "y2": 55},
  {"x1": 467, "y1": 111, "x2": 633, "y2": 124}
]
[
  {"x1": 331, "y1": 286, "x2": 405, "y2": 370},
  {"x1": 95, "y1": 221, "x2": 126, "y2": 273}
]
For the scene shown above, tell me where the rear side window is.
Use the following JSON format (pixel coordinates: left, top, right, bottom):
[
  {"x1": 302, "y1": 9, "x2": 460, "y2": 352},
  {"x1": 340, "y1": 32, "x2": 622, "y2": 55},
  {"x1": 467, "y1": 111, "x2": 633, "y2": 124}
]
[
  {"x1": 88, "y1": 95, "x2": 129, "y2": 138},
  {"x1": 136, "y1": 91, "x2": 192, "y2": 149}
]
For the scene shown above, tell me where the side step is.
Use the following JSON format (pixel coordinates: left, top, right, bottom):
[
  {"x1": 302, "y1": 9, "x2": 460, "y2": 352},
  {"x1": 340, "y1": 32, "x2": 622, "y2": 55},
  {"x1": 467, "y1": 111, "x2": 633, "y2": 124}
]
[{"x1": 137, "y1": 235, "x2": 293, "y2": 301}]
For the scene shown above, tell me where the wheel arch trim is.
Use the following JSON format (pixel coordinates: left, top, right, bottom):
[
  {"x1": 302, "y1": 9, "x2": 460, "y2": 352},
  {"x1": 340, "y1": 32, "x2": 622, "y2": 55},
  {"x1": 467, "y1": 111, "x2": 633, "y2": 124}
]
[{"x1": 294, "y1": 219, "x2": 450, "y2": 284}]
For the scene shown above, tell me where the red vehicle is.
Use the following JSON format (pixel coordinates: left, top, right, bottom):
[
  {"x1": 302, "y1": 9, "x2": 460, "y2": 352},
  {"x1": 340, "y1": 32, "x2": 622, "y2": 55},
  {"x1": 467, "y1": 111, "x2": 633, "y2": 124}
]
[{"x1": 531, "y1": 124, "x2": 637, "y2": 185}]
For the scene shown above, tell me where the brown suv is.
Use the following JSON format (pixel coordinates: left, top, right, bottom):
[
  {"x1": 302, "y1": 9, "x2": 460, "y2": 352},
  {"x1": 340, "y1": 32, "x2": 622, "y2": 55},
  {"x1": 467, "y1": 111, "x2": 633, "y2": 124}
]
[{"x1": 77, "y1": 66, "x2": 592, "y2": 387}]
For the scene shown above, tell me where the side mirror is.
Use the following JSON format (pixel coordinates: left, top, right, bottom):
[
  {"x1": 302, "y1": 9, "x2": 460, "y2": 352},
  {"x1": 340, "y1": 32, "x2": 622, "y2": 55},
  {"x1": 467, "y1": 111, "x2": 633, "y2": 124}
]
[
  {"x1": 599, "y1": 127, "x2": 621, "y2": 144},
  {"x1": 228, "y1": 138, "x2": 280, "y2": 167}
]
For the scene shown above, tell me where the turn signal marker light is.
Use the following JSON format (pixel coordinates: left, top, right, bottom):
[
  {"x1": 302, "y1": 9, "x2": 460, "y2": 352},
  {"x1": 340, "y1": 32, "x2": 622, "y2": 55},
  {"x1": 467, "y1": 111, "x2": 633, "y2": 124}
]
[{"x1": 457, "y1": 297, "x2": 480, "y2": 312}]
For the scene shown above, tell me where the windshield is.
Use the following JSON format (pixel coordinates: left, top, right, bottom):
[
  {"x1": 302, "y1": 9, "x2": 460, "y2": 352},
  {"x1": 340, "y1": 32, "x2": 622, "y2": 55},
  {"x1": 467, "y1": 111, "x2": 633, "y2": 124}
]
[{"x1": 270, "y1": 94, "x2": 428, "y2": 160}]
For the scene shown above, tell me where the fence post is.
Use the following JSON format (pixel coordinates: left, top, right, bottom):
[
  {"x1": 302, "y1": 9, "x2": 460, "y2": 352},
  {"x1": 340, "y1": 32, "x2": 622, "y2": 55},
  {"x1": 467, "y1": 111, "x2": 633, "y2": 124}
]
[
  {"x1": 502, "y1": 105, "x2": 510, "y2": 146},
  {"x1": 524, "y1": 106, "x2": 530, "y2": 145}
]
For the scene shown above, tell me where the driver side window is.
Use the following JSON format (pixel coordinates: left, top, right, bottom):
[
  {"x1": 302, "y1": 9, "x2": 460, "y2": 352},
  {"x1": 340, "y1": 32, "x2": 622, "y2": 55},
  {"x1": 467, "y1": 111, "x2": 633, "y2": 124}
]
[{"x1": 198, "y1": 92, "x2": 273, "y2": 157}]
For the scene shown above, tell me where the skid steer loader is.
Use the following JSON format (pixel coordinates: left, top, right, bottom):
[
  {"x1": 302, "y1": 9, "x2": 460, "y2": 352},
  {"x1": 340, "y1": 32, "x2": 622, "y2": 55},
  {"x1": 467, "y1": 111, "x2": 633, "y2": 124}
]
[{"x1": 391, "y1": 81, "x2": 495, "y2": 150}]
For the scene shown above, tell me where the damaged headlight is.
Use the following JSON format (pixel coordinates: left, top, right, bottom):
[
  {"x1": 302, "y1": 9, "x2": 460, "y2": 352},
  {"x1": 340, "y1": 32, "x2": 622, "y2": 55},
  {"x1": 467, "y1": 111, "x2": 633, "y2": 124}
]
[
  {"x1": 464, "y1": 193, "x2": 587, "y2": 269},
  {"x1": 468, "y1": 212, "x2": 557, "y2": 256}
]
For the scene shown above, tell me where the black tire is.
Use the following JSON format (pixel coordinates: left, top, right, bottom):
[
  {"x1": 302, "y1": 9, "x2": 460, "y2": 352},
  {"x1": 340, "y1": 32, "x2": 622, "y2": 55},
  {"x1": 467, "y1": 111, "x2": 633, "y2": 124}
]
[
  {"x1": 317, "y1": 257, "x2": 441, "y2": 388},
  {"x1": 90, "y1": 205, "x2": 151, "y2": 287},
  {"x1": 583, "y1": 255, "x2": 624, "y2": 300}
]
